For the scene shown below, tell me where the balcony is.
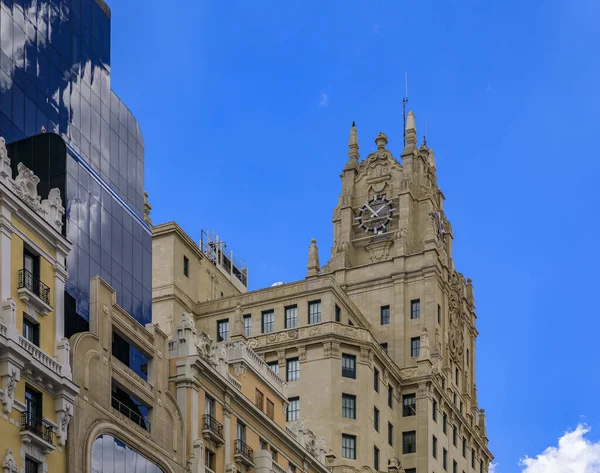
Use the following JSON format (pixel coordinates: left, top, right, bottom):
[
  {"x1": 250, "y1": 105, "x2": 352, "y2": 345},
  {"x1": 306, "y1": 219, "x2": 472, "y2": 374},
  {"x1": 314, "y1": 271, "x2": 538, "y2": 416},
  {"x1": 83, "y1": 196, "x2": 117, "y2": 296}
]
[
  {"x1": 17, "y1": 269, "x2": 52, "y2": 315},
  {"x1": 111, "y1": 396, "x2": 151, "y2": 433},
  {"x1": 20, "y1": 412, "x2": 55, "y2": 454},
  {"x1": 202, "y1": 414, "x2": 225, "y2": 447},
  {"x1": 234, "y1": 439, "x2": 254, "y2": 468}
]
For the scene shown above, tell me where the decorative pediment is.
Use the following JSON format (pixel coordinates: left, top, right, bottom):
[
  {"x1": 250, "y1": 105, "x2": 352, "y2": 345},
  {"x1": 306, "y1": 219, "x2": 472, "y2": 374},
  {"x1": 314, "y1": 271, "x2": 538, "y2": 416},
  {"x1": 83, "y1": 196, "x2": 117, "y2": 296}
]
[{"x1": 14, "y1": 163, "x2": 42, "y2": 212}]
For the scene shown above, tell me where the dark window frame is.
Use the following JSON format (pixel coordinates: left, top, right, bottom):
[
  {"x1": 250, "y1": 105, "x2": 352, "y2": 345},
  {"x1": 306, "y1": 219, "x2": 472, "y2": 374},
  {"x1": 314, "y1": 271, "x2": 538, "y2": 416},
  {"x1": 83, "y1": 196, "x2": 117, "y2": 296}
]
[
  {"x1": 335, "y1": 304, "x2": 341, "y2": 322},
  {"x1": 183, "y1": 256, "x2": 189, "y2": 277},
  {"x1": 286, "y1": 358, "x2": 300, "y2": 382},
  {"x1": 374, "y1": 407, "x2": 380, "y2": 432},
  {"x1": 373, "y1": 368, "x2": 379, "y2": 392},
  {"x1": 261, "y1": 310, "x2": 275, "y2": 333},
  {"x1": 342, "y1": 393, "x2": 356, "y2": 419},
  {"x1": 402, "y1": 393, "x2": 416, "y2": 417},
  {"x1": 342, "y1": 354, "x2": 356, "y2": 379},
  {"x1": 402, "y1": 430, "x2": 417, "y2": 454},
  {"x1": 388, "y1": 422, "x2": 393, "y2": 446},
  {"x1": 287, "y1": 397, "x2": 300, "y2": 422},
  {"x1": 216, "y1": 319, "x2": 229, "y2": 342},
  {"x1": 380, "y1": 305, "x2": 390, "y2": 325},
  {"x1": 243, "y1": 314, "x2": 251, "y2": 337},
  {"x1": 411, "y1": 337, "x2": 420, "y2": 357},
  {"x1": 410, "y1": 299, "x2": 420, "y2": 319},
  {"x1": 22, "y1": 315, "x2": 40, "y2": 347},
  {"x1": 433, "y1": 435, "x2": 438, "y2": 459},
  {"x1": 308, "y1": 300, "x2": 322, "y2": 324},
  {"x1": 284, "y1": 305, "x2": 298, "y2": 329},
  {"x1": 388, "y1": 385, "x2": 393, "y2": 408},
  {"x1": 342, "y1": 434, "x2": 356, "y2": 460},
  {"x1": 374, "y1": 446, "x2": 379, "y2": 471}
]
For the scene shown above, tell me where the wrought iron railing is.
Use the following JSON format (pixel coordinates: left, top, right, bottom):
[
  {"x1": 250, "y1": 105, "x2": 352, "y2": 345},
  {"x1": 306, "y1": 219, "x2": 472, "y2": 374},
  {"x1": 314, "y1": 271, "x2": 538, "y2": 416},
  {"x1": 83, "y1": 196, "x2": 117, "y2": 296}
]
[
  {"x1": 20, "y1": 411, "x2": 54, "y2": 445},
  {"x1": 234, "y1": 439, "x2": 254, "y2": 460},
  {"x1": 203, "y1": 414, "x2": 224, "y2": 439},
  {"x1": 18, "y1": 269, "x2": 51, "y2": 305},
  {"x1": 111, "y1": 396, "x2": 151, "y2": 432}
]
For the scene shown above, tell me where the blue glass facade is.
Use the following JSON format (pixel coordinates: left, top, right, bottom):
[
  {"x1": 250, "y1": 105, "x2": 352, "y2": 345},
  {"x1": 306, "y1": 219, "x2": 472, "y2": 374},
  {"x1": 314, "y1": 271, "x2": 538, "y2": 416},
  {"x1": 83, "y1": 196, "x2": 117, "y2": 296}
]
[
  {"x1": 0, "y1": 0, "x2": 151, "y2": 331},
  {"x1": 92, "y1": 435, "x2": 164, "y2": 473}
]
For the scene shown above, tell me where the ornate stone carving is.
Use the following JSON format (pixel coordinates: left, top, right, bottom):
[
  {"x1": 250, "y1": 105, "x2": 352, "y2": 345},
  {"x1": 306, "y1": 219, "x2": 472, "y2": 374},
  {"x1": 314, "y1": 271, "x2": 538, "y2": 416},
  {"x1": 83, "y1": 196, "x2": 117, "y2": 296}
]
[
  {"x1": 323, "y1": 342, "x2": 332, "y2": 358},
  {"x1": 0, "y1": 137, "x2": 11, "y2": 181},
  {"x1": 13, "y1": 163, "x2": 42, "y2": 212},
  {"x1": 41, "y1": 187, "x2": 65, "y2": 232},
  {"x1": 2, "y1": 449, "x2": 18, "y2": 473},
  {"x1": 307, "y1": 239, "x2": 320, "y2": 278},
  {"x1": 197, "y1": 332, "x2": 218, "y2": 368},
  {"x1": 359, "y1": 347, "x2": 370, "y2": 364},
  {"x1": 233, "y1": 363, "x2": 247, "y2": 377},
  {"x1": 331, "y1": 342, "x2": 340, "y2": 358},
  {"x1": 365, "y1": 240, "x2": 393, "y2": 263},
  {"x1": 267, "y1": 329, "x2": 298, "y2": 344},
  {"x1": 2, "y1": 369, "x2": 17, "y2": 413},
  {"x1": 298, "y1": 346, "x2": 307, "y2": 362},
  {"x1": 387, "y1": 457, "x2": 403, "y2": 473},
  {"x1": 57, "y1": 405, "x2": 72, "y2": 446}
]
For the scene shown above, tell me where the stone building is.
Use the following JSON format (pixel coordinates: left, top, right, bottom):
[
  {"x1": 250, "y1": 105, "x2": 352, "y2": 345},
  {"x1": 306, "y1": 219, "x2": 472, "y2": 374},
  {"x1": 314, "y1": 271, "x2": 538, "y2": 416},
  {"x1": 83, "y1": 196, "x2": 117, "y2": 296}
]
[
  {"x1": 152, "y1": 113, "x2": 494, "y2": 473},
  {"x1": 0, "y1": 137, "x2": 77, "y2": 473}
]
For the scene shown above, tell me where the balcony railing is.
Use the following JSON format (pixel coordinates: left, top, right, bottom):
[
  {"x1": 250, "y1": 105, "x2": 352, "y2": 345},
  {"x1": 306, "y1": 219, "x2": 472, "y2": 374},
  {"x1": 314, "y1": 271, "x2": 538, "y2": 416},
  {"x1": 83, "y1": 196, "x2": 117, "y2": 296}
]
[
  {"x1": 203, "y1": 414, "x2": 224, "y2": 440},
  {"x1": 18, "y1": 269, "x2": 51, "y2": 305},
  {"x1": 234, "y1": 439, "x2": 254, "y2": 461},
  {"x1": 21, "y1": 411, "x2": 54, "y2": 445},
  {"x1": 111, "y1": 396, "x2": 151, "y2": 432}
]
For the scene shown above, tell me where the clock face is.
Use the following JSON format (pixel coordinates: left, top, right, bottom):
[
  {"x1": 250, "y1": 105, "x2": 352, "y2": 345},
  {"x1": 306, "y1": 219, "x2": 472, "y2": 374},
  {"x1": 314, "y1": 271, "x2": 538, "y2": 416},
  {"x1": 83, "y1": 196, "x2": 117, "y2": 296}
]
[{"x1": 355, "y1": 195, "x2": 395, "y2": 234}]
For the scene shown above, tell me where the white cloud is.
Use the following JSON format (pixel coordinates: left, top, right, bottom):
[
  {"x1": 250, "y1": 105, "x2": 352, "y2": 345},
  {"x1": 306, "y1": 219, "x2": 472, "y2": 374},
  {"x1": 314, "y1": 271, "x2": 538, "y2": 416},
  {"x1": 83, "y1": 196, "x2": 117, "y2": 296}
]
[
  {"x1": 318, "y1": 92, "x2": 329, "y2": 107},
  {"x1": 489, "y1": 462, "x2": 499, "y2": 473},
  {"x1": 520, "y1": 424, "x2": 600, "y2": 473}
]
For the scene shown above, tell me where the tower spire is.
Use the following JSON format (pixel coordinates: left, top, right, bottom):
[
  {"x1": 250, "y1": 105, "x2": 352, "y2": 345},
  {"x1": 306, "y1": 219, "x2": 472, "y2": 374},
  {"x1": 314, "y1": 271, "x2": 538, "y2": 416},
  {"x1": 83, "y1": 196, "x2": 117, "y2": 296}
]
[
  {"x1": 345, "y1": 121, "x2": 360, "y2": 170},
  {"x1": 404, "y1": 110, "x2": 417, "y2": 149}
]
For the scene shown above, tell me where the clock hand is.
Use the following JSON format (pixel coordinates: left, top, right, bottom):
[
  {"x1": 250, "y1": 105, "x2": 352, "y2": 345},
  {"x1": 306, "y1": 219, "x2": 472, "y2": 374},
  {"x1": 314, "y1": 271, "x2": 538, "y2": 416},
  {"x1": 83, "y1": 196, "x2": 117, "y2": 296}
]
[
  {"x1": 372, "y1": 204, "x2": 386, "y2": 217},
  {"x1": 364, "y1": 203, "x2": 377, "y2": 217}
]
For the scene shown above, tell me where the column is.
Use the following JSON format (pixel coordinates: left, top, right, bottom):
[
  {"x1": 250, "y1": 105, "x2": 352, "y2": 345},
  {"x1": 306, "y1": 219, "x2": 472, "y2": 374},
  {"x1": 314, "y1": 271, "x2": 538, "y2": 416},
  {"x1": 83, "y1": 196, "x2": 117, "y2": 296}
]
[
  {"x1": 191, "y1": 386, "x2": 199, "y2": 442},
  {"x1": 224, "y1": 396, "x2": 232, "y2": 464},
  {"x1": 0, "y1": 205, "x2": 13, "y2": 302},
  {"x1": 54, "y1": 256, "x2": 68, "y2": 343}
]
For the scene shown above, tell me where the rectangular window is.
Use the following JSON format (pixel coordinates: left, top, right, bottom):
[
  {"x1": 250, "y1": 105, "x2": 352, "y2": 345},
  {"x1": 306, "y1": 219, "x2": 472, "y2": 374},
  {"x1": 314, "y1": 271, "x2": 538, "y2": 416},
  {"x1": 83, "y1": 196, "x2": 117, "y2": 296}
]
[
  {"x1": 23, "y1": 316, "x2": 39, "y2": 346},
  {"x1": 25, "y1": 458, "x2": 38, "y2": 473},
  {"x1": 236, "y1": 421, "x2": 246, "y2": 441},
  {"x1": 335, "y1": 305, "x2": 341, "y2": 322},
  {"x1": 453, "y1": 426, "x2": 457, "y2": 446},
  {"x1": 411, "y1": 337, "x2": 420, "y2": 357},
  {"x1": 443, "y1": 412, "x2": 447, "y2": 434},
  {"x1": 405, "y1": 470, "x2": 416, "y2": 473},
  {"x1": 433, "y1": 435, "x2": 438, "y2": 459},
  {"x1": 205, "y1": 396, "x2": 215, "y2": 417},
  {"x1": 480, "y1": 460, "x2": 483, "y2": 473},
  {"x1": 433, "y1": 399, "x2": 438, "y2": 422},
  {"x1": 25, "y1": 385, "x2": 42, "y2": 430},
  {"x1": 342, "y1": 434, "x2": 356, "y2": 459},
  {"x1": 455, "y1": 368, "x2": 459, "y2": 386},
  {"x1": 183, "y1": 256, "x2": 189, "y2": 277},
  {"x1": 342, "y1": 394, "x2": 356, "y2": 419},
  {"x1": 388, "y1": 385, "x2": 393, "y2": 408},
  {"x1": 374, "y1": 407, "x2": 380, "y2": 432},
  {"x1": 255, "y1": 389, "x2": 264, "y2": 410},
  {"x1": 402, "y1": 431, "x2": 417, "y2": 454},
  {"x1": 374, "y1": 368, "x2": 379, "y2": 392},
  {"x1": 308, "y1": 300, "x2": 321, "y2": 324},
  {"x1": 271, "y1": 449, "x2": 278, "y2": 463},
  {"x1": 467, "y1": 348, "x2": 470, "y2": 366},
  {"x1": 453, "y1": 460, "x2": 458, "y2": 473},
  {"x1": 262, "y1": 311, "x2": 275, "y2": 333},
  {"x1": 205, "y1": 449, "x2": 216, "y2": 471},
  {"x1": 285, "y1": 305, "x2": 298, "y2": 329},
  {"x1": 374, "y1": 446, "x2": 379, "y2": 471},
  {"x1": 267, "y1": 361, "x2": 280, "y2": 376},
  {"x1": 287, "y1": 397, "x2": 300, "y2": 421},
  {"x1": 388, "y1": 422, "x2": 393, "y2": 446},
  {"x1": 443, "y1": 449, "x2": 448, "y2": 470},
  {"x1": 217, "y1": 319, "x2": 229, "y2": 342},
  {"x1": 463, "y1": 437, "x2": 467, "y2": 458},
  {"x1": 472, "y1": 450, "x2": 476, "y2": 469},
  {"x1": 410, "y1": 299, "x2": 420, "y2": 319},
  {"x1": 438, "y1": 304, "x2": 441, "y2": 323},
  {"x1": 267, "y1": 399, "x2": 274, "y2": 419},
  {"x1": 342, "y1": 354, "x2": 356, "y2": 379},
  {"x1": 402, "y1": 393, "x2": 416, "y2": 417},
  {"x1": 380, "y1": 305, "x2": 390, "y2": 325},
  {"x1": 244, "y1": 315, "x2": 251, "y2": 337},
  {"x1": 260, "y1": 439, "x2": 268, "y2": 451},
  {"x1": 381, "y1": 343, "x2": 388, "y2": 353},
  {"x1": 286, "y1": 358, "x2": 299, "y2": 382}
]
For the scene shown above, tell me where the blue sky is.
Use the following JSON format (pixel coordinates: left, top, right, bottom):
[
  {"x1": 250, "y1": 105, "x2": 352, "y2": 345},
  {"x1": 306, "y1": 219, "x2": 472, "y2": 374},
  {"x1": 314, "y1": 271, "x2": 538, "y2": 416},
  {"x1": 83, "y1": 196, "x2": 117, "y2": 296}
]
[{"x1": 109, "y1": 1, "x2": 600, "y2": 471}]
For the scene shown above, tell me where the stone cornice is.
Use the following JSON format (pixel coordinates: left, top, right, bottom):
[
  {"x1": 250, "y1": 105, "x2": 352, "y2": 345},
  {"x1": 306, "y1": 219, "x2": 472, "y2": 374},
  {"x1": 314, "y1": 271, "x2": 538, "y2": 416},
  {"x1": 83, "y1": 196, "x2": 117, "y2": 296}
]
[{"x1": 153, "y1": 222, "x2": 206, "y2": 263}]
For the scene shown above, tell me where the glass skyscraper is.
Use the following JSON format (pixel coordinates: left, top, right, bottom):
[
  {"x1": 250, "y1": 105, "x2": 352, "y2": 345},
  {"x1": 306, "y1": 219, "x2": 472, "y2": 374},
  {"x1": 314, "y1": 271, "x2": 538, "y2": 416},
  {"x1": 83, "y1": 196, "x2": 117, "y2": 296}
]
[{"x1": 0, "y1": 0, "x2": 151, "y2": 334}]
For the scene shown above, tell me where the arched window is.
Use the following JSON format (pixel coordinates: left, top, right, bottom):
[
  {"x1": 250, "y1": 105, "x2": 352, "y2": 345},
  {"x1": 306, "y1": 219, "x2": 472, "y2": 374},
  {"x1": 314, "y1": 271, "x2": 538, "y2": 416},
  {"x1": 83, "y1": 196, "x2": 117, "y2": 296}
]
[{"x1": 92, "y1": 435, "x2": 164, "y2": 473}]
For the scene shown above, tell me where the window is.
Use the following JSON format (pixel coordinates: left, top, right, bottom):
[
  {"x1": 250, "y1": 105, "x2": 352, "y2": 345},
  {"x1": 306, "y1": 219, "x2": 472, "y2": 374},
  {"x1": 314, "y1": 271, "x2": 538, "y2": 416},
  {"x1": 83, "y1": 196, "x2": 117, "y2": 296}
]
[
  {"x1": 342, "y1": 434, "x2": 356, "y2": 459},
  {"x1": 23, "y1": 248, "x2": 39, "y2": 280},
  {"x1": 271, "y1": 449, "x2": 278, "y2": 463},
  {"x1": 335, "y1": 305, "x2": 341, "y2": 322},
  {"x1": 381, "y1": 343, "x2": 388, "y2": 353},
  {"x1": 290, "y1": 464, "x2": 297, "y2": 473},
  {"x1": 205, "y1": 395, "x2": 215, "y2": 417},
  {"x1": 24, "y1": 386, "x2": 42, "y2": 432},
  {"x1": 460, "y1": 401, "x2": 463, "y2": 414},
  {"x1": 388, "y1": 422, "x2": 393, "y2": 446},
  {"x1": 374, "y1": 407, "x2": 380, "y2": 431},
  {"x1": 348, "y1": 319, "x2": 354, "y2": 326},
  {"x1": 374, "y1": 368, "x2": 379, "y2": 392},
  {"x1": 267, "y1": 361, "x2": 280, "y2": 376},
  {"x1": 442, "y1": 377, "x2": 446, "y2": 390},
  {"x1": 402, "y1": 393, "x2": 416, "y2": 417},
  {"x1": 453, "y1": 460, "x2": 458, "y2": 473},
  {"x1": 455, "y1": 368, "x2": 459, "y2": 386},
  {"x1": 467, "y1": 348, "x2": 470, "y2": 366},
  {"x1": 217, "y1": 319, "x2": 229, "y2": 342},
  {"x1": 286, "y1": 358, "x2": 299, "y2": 382},
  {"x1": 402, "y1": 431, "x2": 417, "y2": 454},
  {"x1": 183, "y1": 256, "x2": 189, "y2": 277},
  {"x1": 342, "y1": 354, "x2": 356, "y2": 379},
  {"x1": 480, "y1": 460, "x2": 483, "y2": 473},
  {"x1": 454, "y1": 392, "x2": 457, "y2": 405},
  {"x1": 463, "y1": 437, "x2": 467, "y2": 458},
  {"x1": 244, "y1": 315, "x2": 251, "y2": 337},
  {"x1": 267, "y1": 399, "x2": 274, "y2": 419},
  {"x1": 433, "y1": 399, "x2": 438, "y2": 422},
  {"x1": 287, "y1": 397, "x2": 300, "y2": 421},
  {"x1": 285, "y1": 305, "x2": 298, "y2": 329},
  {"x1": 438, "y1": 304, "x2": 441, "y2": 323},
  {"x1": 405, "y1": 470, "x2": 416, "y2": 473},
  {"x1": 23, "y1": 316, "x2": 39, "y2": 346},
  {"x1": 380, "y1": 305, "x2": 390, "y2": 325},
  {"x1": 374, "y1": 446, "x2": 380, "y2": 471},
  {"x1": 205, "y1": 448, "x2": 216, "y2": 471},
  {"x1": 411, "y1": 337, "x2": 420, "y2": 357},
  {"x1": 25, "y1": 458, "x2": 38, "y2": 473},
  {"x1": 388, "y1": 385, "x2": 393, "y2": 408},
  {"x1": 255, "y1": 389, "x2": 264, "y2": 410},
  {"x1": 443, "y1": 449, "x2": 448, "y2": 470},
  {"x1": 342, "y1": 394, "x2": 356, "y2": 419},
  {"x1": 472, "y1": 450, "x2": 476, "y2": 468},
  {"x1": 262, "y1": 311, "x2": 275, "y2": 333},
  {"x1": 410, "y1": 299, "x2": 420, "y2": 319},
  {"x1": 443, "y1": 412, "x2": 447, "y2": 434},
  {"x1": 433, "y1": 435, "x2": 438, "y2": 459},
  {"x1": 308, "y1": 300, "x2": 321, "y2": 324},
  {"x1": 236, "y1": 421, "x2": 246, "y2": 441},
  {"x1": 453, "y1": 426, "x2": 457, "y2": 446}
]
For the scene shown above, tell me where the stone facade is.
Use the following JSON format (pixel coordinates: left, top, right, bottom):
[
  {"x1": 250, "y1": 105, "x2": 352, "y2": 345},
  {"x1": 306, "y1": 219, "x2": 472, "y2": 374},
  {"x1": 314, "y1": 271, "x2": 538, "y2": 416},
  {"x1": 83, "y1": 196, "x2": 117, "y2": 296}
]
[{"x1": 152, "y1": 113, "x2": 493, "y2": 473}]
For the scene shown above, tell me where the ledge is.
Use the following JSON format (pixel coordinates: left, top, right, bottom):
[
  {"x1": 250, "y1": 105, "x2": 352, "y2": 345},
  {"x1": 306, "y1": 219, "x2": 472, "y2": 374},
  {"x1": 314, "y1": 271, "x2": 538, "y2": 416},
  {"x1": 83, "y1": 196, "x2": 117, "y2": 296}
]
[{"x1": 17, "y1": 287, "x2": 52, "y2": 316}]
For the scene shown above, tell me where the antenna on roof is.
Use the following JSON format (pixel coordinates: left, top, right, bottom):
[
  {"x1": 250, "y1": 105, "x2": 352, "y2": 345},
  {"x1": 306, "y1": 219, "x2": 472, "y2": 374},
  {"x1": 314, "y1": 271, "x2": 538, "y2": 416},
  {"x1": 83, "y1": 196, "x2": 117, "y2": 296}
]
[{"x1": 403, "y1": 73, "x2": 409, "y2": 146}]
